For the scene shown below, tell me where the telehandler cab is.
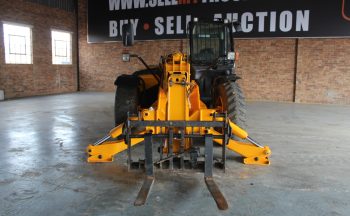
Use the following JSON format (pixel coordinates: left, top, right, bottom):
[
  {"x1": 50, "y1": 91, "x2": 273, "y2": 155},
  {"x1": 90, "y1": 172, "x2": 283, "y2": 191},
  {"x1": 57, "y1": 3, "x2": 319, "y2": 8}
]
[{"x1": 87, "y1": 19, "x2": 271, "y2": 210}]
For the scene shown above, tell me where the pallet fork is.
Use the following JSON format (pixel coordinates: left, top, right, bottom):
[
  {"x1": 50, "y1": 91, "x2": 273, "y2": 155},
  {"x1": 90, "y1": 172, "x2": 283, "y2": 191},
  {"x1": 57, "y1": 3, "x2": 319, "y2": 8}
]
[{"x1": 87, "y1": 115, "x2": 271, "y2": 210}]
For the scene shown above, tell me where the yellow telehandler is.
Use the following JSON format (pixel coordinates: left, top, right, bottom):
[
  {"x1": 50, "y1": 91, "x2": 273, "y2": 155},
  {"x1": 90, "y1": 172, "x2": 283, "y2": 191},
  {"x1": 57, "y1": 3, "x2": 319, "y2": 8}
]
[{"x1": 87, "y1": 20, "x2": 271, "y2": 210}]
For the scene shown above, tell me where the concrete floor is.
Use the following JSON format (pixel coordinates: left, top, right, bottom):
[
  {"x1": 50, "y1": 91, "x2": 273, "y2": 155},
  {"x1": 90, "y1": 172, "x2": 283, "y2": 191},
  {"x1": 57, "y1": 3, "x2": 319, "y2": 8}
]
[{"x1": 0, "y1": 92, "x2": 350, "y2": 216}]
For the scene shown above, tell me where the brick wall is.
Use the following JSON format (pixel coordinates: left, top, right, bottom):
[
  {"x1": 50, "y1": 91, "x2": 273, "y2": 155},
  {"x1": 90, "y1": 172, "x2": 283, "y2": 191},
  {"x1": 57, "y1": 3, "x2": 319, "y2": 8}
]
[
  {"x1": 235, "y1": 39, "x2": 297, "y2": 102},
  {"x1": 79, "y1": 39, "x2": 187, "y2": 91},
  {"x1": 295, "y1": 39, "x2": 350, "y2": 104},
  {"x1": 78, "y1": 0, "x2": 187, "y2": 92},
  {"x1": 78, "y1": 0, "x2": 350, "y2": 104},
  {"x1": 2, "y1": 0, "x2": 350, "y2": 104},
  {"x1": 0, "y1": 0, "x2": 77, "y2": 99}
]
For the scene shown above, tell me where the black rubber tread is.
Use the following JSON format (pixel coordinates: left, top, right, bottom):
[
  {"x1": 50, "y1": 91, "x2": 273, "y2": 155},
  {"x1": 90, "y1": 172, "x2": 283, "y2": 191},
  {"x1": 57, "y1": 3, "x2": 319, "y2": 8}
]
[
  {"x1": 223, "y1": 82, "x2": 247, "y2": 129},
  {"x1": 215, "y1": 82, "x2": 247, "y2": 139},
  {"x1": 114, "y1": 84, "x2": 139, "y2": 126}
]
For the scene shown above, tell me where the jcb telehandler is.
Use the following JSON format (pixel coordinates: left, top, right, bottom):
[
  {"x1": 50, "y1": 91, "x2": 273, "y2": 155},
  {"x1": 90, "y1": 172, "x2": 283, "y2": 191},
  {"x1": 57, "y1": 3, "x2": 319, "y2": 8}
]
[{"x1": 87, "y1": 19, "x2": 271, "y2": 210}]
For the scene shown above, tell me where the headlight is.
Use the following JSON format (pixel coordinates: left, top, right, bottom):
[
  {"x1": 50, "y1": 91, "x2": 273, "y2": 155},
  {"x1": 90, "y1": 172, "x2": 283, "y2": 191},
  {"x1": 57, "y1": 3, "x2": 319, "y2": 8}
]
[{"x1": 227, "y1": 52, "x2": 235, "y2": 60}]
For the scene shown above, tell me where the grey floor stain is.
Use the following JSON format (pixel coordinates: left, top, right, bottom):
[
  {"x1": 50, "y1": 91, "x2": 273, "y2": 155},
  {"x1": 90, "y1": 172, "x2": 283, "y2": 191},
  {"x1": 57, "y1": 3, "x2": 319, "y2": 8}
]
[{"x1": 0, "y1": 93, "x2": 349, "y2": 216}]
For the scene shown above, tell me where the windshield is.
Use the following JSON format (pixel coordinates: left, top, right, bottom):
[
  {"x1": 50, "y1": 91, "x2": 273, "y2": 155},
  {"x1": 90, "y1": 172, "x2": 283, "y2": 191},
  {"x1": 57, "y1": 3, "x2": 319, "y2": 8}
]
[{"x1": 190, "y1": 22, "x2": 231, "y2": 64}]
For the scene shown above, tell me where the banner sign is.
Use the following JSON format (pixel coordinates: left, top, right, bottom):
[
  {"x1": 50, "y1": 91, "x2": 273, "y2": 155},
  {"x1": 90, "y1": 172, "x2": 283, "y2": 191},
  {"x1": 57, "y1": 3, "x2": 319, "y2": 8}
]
[{"x1": 87, "y1": 0, "x2": 350, "y2": 42}]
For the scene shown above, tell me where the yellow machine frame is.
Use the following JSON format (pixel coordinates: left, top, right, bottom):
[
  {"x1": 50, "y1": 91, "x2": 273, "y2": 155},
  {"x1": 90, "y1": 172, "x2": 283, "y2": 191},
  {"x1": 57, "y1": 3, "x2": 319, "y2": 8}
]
[
  {"x1": 87, "y1": 52, "x2": 271, "y2": 210},
  {"x1": 87, "y1": 53, "x2": 270, "y2": 165}
]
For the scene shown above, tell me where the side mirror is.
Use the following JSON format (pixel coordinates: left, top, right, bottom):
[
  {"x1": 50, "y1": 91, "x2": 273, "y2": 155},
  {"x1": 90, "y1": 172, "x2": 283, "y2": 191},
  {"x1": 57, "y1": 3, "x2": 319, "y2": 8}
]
[
  {"x1": 122, "y1": 23, "x2": 134, "y2": 46},
  {"x1": 233, "y1": 22, "x2": 242, "y2": 32}
]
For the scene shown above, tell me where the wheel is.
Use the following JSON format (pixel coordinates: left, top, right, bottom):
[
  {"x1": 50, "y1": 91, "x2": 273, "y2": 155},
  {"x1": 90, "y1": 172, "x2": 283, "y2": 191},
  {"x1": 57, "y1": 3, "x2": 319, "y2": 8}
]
[
  {"x1": 114, "y1": 84, "x2": 139, "y2": 126},
  {"x1": 214, "y1": 81, "x2": 247, "y2": 139}
]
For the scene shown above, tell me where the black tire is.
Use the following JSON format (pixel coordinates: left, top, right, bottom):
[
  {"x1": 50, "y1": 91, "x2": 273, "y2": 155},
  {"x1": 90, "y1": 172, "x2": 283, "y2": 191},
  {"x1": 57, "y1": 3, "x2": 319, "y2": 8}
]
[
  {"x1": 214, "y1": 81, "x2": 247, "y2": 138},
  {"x1": 114, "y1": 84, "x2": 139, "y2": 126}
]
